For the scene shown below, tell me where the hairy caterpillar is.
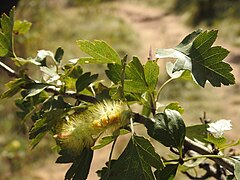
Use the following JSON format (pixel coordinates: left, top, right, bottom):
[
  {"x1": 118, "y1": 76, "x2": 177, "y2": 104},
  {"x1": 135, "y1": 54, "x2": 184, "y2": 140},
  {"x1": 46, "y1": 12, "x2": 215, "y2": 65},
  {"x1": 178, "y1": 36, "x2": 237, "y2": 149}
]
[{"x1": 54, "y1": 101, "x2": 130, "y2": 156}]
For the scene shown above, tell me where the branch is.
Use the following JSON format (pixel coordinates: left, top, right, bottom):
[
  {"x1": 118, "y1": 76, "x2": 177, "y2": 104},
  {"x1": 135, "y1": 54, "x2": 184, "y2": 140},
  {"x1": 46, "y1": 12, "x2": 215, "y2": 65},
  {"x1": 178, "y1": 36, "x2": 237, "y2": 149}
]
[
  {"x1": 184, "y1": 137, "x2": 234, "y2": 173},
  {"x1": 0, "y1": 59, "x2": 19, "y2": 78},
  {"x1": 133, "y1": 113, "x2": 235, "y2": 173},
  {"x1": 0, "y1": 59, "x2": 97, "y2": 103}
]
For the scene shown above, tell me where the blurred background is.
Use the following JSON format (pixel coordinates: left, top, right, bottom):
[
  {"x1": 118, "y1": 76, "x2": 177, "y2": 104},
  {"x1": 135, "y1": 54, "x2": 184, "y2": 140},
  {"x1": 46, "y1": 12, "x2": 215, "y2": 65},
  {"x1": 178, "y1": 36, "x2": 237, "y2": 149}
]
[{"x1": 1, "y1": 0, "x2": 240, "y2": 179}]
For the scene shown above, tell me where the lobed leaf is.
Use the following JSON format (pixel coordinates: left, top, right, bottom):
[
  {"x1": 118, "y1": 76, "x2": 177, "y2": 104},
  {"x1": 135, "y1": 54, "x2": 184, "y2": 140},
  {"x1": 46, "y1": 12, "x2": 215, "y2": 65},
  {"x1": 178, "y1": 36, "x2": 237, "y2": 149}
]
[
  {"x1": 99, "y1": 135, "x2": 164, "y2": 180},
  {"x1": 156, "y1": 30, "x2": 235, "y2": 87},
  {"x1": 144, "y1": 60, "x2": 159, "y2": 91},
  {"x1": 76, "y1": 40, "x2": 121, "y2": 64},
  {"x1": 154, "y1": 164, "x2": 179, "y2": 180},
  {"x1": 64, "y1": 148, "x2": 93, "y2": 180},
  {"x1": 0, "y1": 8, "x2": 14, "y2": 57},
  {"x1": 124, "y1": 57, "x2": 148, "y2": 93},
  {"x1": 13, "y1": 20, "x2": 32, "y2": 35}
]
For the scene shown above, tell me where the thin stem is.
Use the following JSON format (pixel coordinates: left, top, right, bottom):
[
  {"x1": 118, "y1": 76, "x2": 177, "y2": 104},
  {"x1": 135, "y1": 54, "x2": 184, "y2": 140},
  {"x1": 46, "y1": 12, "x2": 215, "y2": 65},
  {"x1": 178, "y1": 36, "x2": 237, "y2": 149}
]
[
  {"x1": 106, "y1": 138, "x2": 117, "y2": 179},
  {"x1": 184, "y1": 154, "x2": 225, "y2": 162},
  {"x1": 0, "y1": 60, "x2": 18, "y2": 78},
  {"x1": 156, "y1": 78, "x2": 174, "y2": 101}
]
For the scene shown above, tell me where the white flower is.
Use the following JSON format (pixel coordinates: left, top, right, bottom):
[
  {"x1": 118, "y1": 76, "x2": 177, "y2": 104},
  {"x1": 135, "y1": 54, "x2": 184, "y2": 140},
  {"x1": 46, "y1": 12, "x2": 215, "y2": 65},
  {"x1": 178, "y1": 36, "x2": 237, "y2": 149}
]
[{"x1": 207, "y1": 119, "x2": 232, "y2": 138}]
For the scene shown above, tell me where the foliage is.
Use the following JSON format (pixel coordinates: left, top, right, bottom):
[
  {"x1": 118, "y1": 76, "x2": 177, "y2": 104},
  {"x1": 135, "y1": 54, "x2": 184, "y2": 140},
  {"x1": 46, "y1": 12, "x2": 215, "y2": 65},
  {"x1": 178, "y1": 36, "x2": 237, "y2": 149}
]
[{"x1": 1, "y1": 9, "x2": 240, "y2": 180}]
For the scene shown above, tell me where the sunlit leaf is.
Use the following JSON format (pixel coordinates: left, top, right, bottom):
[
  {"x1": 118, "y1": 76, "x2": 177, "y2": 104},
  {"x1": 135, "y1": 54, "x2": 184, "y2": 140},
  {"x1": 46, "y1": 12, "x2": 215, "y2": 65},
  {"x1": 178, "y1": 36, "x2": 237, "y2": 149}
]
[
  {"x1": 13, "y1": 20, "x2": 32, "y2": 35},
  {"x1": 0, "y1": 8, "x2": 14, "y2": 57},
  {"x1": 234, "y1": 160, "x2": 240, "y2": 180},
  {"x1": 124, "y1": 57, "x2": 148, "y2": 93},
  {"x1": 144, "y1": 60, "x2": 159, "y2": 91},
  {"x1": 77, "y1": 40, "x2": 121, "y2": 64},
  {"x1": 165, "y1": 102, "x2": 184, "y2": 114},
  {"x1": 156, "y1": 30, "x2": 235, "y2": 87}
]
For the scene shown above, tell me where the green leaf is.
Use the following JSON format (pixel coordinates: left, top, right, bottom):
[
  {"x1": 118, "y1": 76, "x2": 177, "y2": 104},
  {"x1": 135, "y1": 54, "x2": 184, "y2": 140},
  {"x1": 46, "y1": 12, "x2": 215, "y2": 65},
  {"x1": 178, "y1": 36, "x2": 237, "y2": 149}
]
[
  {"x1": 13, "y1": 20, "x2": 32, "y2": 35},
  {"x1": 145, "y1": 109, "x2": 186, "y2": 151},
  {"x1": 1, "y1": 78, "x2": 29, "y2": 99},
  {"x1": 0, "y1": 8, "x2": 14, "y2": 57},
  {"x1": 165, "y1": 102, "x2": 184, "y2": 114},
  {"x1": 166, "y1": 62, "x2": 192, "y2": 80},
  {"x1": 60, "y1": 64, "x2": 83, "y2": 89},
  {"x1": 100, "y1": 135, "x2": 164, "y2": 180},
  {"x1": 91, "y1": 129, "x2": 129, "y2": 150},
  {"x1": 105, "y1": 63, "x2": 122, "y2": 84},
  {"x1": 186, "y1": 124, "x2": 208, "y2": 142},
  {"x1": 156, "y1": 30, "x2": 235, "y2": 87},
  {"x1": 29, "y1": 96, "x2": 71, "y2": 148},
  {"x1": 234, "y1": 160, "x2": 240, "y2": 180},
  {"x1": 75, "y1": 72, "x2": 98, "y2": 93},
  {"x1": 124, "y1": 57, "x2": 148, "y2": 93},
  {"x1": 76, "y1": 40, "x2": 121, "y2": 64},
  {"x1": 54, "y1": 47, "x2": 64, "y2": 63},
  {"x1": 154, "y1": 164, "x2": 179, "y2": 180},
  {"x1": 65, "y1": 148, "x2": 93, "y2": 180},
  {"x1": 23, "y1": 83, "x2": 48, "y2": 100},
  {"x1": 144, "y1": 61, "x2": 159, "y2": 91},
  {"x1": 204, "y1": 134, "x2": 227, "y2": 149}
]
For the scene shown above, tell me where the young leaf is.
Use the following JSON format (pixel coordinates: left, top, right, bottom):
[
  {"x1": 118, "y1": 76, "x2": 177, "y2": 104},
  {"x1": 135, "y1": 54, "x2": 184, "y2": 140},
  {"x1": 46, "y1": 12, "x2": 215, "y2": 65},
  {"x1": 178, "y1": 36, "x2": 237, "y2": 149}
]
[
  {"x1": 0, "y1": 8, "x2": 14, "y2": 57},
  {"x1": 145, "y1": 109, "x2": 186, "y2": 151},
  {"x1": 144, "y1": 60, "x2": 159, "y2": 91},
  {"x1": 13, "y1": 20, "x2": 32, "y2": 35},
  {"x1": 154, "y1": 164, "x2": 179, "y2": 180},
  {"x1": 76, "y1": 40, "x2": 121, "y2": 64},
  {"x1": 124, "y1": 57, "x2": 148, "y2": 93},
  {"x1": 99, "y1": 135, "x2": 164, "y2": 180},
  {"x1": 156, "y1": 30, "x2": 235, "y2": 87},
  {"x1": 75, "y1": 72, "x2": 98, "y2": 93}
]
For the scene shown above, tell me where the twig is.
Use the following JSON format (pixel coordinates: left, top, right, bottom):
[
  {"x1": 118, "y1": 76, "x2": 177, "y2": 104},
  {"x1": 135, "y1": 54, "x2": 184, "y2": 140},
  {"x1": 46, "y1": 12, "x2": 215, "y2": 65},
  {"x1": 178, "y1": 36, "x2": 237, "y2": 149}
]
[
  {"x1": 0, "y1": 59, "x2": 97, "y2": 103},
  {"x1": 0, "y1": 59, "x2": 18, "y2": 78},
  {"x1": 184, "y1": 137, "x2": 234, "y2": 173},
  {"x1": 133, "y1": 113, "x2": 235, "y2": 173}
]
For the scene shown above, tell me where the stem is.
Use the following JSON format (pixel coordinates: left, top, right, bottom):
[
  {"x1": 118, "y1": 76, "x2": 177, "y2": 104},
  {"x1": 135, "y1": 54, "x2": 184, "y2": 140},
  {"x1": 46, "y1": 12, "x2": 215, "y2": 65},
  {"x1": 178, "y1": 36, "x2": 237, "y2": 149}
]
[
  {"x1": 184, "y1": 154, "x2": 225, "y2": 162},
  {"x1": 106, "y1": 138, "x2": 117, "y2": 179},
  {"x1": 0, "y1": 60, "x2": 97, "y2": 103},
  {"x1": 156, "y1": 78, "x2": 174, "y2": 101},
  {"x1": 0, "y1": 59, "x2": 18, "y2": 78},
  {"x1": 184, "y1": 137, "x2": 234, "y2": 173}
]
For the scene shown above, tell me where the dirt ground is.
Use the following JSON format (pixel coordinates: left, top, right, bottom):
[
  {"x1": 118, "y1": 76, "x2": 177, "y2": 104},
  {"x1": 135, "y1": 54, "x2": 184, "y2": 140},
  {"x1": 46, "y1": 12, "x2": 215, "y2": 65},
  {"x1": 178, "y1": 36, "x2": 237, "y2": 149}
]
[{"x1": 21, "y1": 2, "x2": 240, "y2": 179}]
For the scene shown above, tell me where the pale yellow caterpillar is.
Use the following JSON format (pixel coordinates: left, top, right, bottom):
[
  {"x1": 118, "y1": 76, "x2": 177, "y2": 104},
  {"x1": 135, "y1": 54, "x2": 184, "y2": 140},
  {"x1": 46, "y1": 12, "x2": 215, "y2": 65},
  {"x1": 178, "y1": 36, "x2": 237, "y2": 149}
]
[{"x1": 54, "y1": 100, "x2": 130, "y2": 156}]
